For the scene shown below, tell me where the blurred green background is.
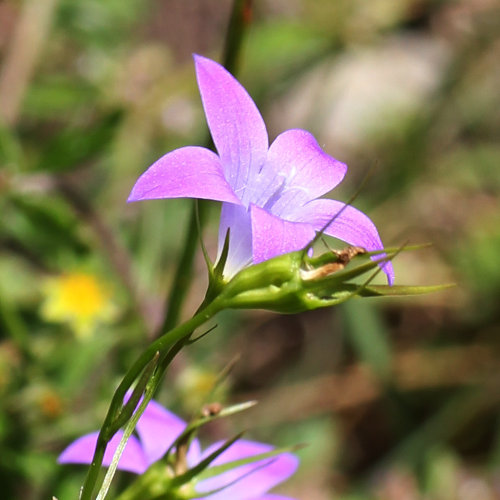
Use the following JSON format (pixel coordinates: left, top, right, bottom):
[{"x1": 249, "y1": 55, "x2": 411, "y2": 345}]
[{"x1": 1, "y1": 0, "x2": 500, "y2": 499}]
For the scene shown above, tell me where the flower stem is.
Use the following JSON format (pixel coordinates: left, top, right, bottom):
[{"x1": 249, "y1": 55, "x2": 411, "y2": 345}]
[
  {"x1": 222, "y1": 0, "x2": 253, "y2": 75},
  {"x1": 79, "y1": 296, "x2": 226, "y2": 500}
]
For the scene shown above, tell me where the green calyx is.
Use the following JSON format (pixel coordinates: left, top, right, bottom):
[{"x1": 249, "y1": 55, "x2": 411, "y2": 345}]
[{"x1": 218, "y1": 245, "x2": 451, "y2": 313}]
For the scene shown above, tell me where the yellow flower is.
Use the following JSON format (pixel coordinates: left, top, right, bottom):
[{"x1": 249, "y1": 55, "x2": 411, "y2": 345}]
[{"x1": 40, "y1": 272, "x2": 116, "y2": 339}]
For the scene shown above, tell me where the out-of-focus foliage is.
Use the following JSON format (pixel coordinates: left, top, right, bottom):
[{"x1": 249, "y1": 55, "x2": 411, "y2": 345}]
[{"x1": 0, "y1": 0, "x2": 499, "y2": 499}]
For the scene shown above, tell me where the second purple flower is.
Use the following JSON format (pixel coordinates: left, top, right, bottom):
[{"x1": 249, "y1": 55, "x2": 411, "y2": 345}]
[{"x1": 58, "y1": 398, "x2": 298, "y2": 500}]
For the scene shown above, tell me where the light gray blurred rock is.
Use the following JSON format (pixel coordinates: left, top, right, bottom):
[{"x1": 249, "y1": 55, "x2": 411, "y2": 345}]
[{"x1": 269, "y1": 35, "x2": 450, "y2": 158}]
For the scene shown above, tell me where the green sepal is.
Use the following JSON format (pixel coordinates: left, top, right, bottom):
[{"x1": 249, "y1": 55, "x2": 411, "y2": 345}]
[
  {"x1": 302, "y1": 253, "x2": 395, "y2": 289},
  {"x1": 343, "y1": 283, "x2": 455, "y2": 297},
  {"x1": 219, "y1": 244, "x2": 448, "y2": 314},
  {"x1": 213, "y1": 228, "x2": 230, "y2": 281},
  {"x1": 171, "y1": 432, "x2": 244, "y2": 488},
  {"x1": 363, "y1": 243, "x2": 432, "y2": 255},
  {"x1": 189, "y1": 400, "x2": 258, "y2": 432},
  {"x1": 205, "y1": 228, "x2": 231, "y2": 302},
  {"x1": 221, "y1": 250, "x2": 387, "y2": 313},
  {"x1": 165, "y1": 401, "x2": 257, "y2": 461},
  {"x1": 196, "y1": 444, "x2": 301, "y2": 481}
]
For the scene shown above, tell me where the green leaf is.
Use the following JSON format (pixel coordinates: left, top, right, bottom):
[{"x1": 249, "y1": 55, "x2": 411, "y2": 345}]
[
  {"x1": 194, "y1": 444, "x2": 302, "y2": 482},
  {"x1": 37, "y1": 110, "x2": 123, "y2": 172},
  {"x1": 352, "y1": 284, "x2": 455, "y2": 297},
  {"x1": 171, "y1": 433, "x2": 244, "y2": 488},
  {"x1": 165, "y1": 401, "x2": 257, "y2": 469}
]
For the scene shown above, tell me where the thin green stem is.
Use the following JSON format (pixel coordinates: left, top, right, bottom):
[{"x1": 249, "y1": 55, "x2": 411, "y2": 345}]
[
  {"x1": 96, "y1": 339, "x2": 191, "y2": 500},
  {"x1": 222, "y1": 0, "x2": 253, "y2": 75},
  {"x1": 80, "y1": 296, "x2": 225, "y2": 500},
  {"x1": 158, "y1": 0, "x2": 253, "y2": 336},
  {"x1": 96, "y1": 394, "x2": 148, "y2": 500}
]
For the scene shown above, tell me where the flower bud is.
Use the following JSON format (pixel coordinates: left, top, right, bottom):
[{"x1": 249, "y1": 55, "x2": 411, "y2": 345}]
[{"x1": 221, "y1": 246, "x2": 446, "y2": 313}]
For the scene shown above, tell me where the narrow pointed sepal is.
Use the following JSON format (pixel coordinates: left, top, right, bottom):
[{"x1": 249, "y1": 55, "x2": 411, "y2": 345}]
[
  {"x1": 347, "y1": 283, "x2": 456, "y2": 297},
  {"x1": 220, "y1": 245, "x2": 448, "y2": 314}
]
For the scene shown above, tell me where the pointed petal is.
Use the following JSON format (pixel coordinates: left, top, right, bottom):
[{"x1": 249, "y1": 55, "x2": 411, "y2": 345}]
[
  {"x1": 254, "y1": 496, "x2": 297, "y2": 500},
  {"x1": 289, "y1": 199, "x2": 395, "y2": 284},
  {"x1": 195, "y1": 440, "x2": 299, "y2": 500},
  {"x1": 194, "y1": 55, "x2": 268, "y2": 197},
  {"x1": 128, "y1": 146, "x2": 241, "y2": 205},
  {"x1": 251, "y1": 205, "x2": 315, "y2": 264},
  {"x1": 135, "y1": 398, "x2": 188, "y2": 465},
  {"x1": 249, "y1": 129, "x2": 347, "y2": 213},
  {"x1": 253, "y1": 496, "x2": 297, "y2": 500},
  {"x1": 217, "y1": 202, "x2": 253, "y2": 278},
  {"x1": 58, "y1": 431, "x2": 149, "y2": 474}
]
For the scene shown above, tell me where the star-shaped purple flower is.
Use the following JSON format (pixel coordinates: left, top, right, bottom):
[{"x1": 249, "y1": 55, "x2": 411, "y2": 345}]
[
  {"x1": 128, "y1": 55, "x2": 394, "y2": 284},
  {"x1": 58, "y1": 398, "x2": 298, "y2": 500}
]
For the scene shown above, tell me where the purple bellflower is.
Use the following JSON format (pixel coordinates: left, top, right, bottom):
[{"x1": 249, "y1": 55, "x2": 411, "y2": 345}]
[
  {"x1": 128, "y1": 55, "x2": 394, "y2": 284},
  {"x1": 58, "y1": 398, "x2": 298, "y2": 500}
]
